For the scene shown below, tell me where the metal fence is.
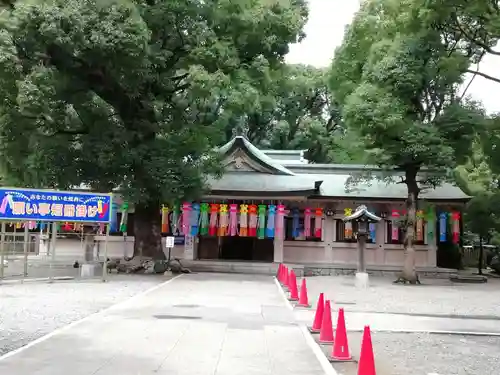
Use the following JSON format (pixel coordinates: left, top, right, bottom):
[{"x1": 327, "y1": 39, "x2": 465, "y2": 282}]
[
  {"x1": 0, "y1": 226, "x2": 111, "y2": 283},
  {"x1": 460, "y1": 245, "x2": 496, "y2": 269}
]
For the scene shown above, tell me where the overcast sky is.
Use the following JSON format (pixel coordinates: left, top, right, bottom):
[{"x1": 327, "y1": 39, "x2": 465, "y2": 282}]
[{"x1": 285, "y1": 0, "x2": 500, "y2": 114}]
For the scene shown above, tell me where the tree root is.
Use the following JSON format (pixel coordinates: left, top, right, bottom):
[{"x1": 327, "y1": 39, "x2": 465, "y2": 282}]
[{"x1": 393, "y1": 274, "x2": 421, "y2": 285}]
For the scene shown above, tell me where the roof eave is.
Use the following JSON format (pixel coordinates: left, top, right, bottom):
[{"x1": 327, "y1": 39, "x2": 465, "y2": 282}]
[
  {"x1": 307, "y1": 195, "x2": 471, "y2": 203},
  {"x1": 208, "y1": 189, "x2": 318, "y2": 197}
]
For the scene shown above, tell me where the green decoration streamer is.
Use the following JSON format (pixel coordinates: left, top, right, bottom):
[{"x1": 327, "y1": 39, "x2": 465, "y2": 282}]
[
  {"x1": 172, "y1": 203, "x2": 180, "y2": 234},
  {"x1": 257, "y1": 204, "x2": 266, "y2": 239},
  {"x1": 200, "y1": 203, "x2": 209, "y2": 235},
  {"x1": 425, "y1": 205, "x2": 435, "y2": 240},
  {"x1": 120, "y1": 202, "x2": 129, "y2": 232}
]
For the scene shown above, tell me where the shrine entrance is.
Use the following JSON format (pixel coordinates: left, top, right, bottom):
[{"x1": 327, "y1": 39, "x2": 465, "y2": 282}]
[{"x1": 197, "y1": 236, "x2": 274, "y2": 262}]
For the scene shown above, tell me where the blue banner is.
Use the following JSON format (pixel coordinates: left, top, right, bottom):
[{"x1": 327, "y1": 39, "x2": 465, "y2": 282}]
[
  {"x1": 0, "y1": 188, "x2": 112, "y2": 223},
  {"x1": 439, "y1": 212, "x2": 447, "y2": 242},
  {"x1": 369, "y1": 223, "x2": 376, "y2": 241},
  {"x1": 174, "y1": 235, "x2": 185, "y2": 245}
]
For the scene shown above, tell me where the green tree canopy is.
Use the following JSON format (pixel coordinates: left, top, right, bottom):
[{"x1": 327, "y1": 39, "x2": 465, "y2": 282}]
[
  {"x1": 330, "y1": 0, "x2": 486, "y2": 282},
  {"x1": 428, "y1": 0, "x2": 500, "y2": 84},
  {"x1": 0, "y1": 0, "x2": 308, "y2": 258},
  {"x1": 221, "y1": 63, "x2": 367, "y2": 164}
]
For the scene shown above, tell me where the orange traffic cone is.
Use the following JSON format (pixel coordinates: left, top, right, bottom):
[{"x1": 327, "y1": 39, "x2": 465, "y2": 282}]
[
  {"x1": 277, "y1": 264, "x2": 283, "y2": 282},
  {"x1": 283, "y1": 267, "x2": 290, "y2": 289},
  {"x1": 319, "y1": 300, "x2": 334, "y2": 344},
  {"x1": 309, "y1": 293, "x2": 324, "y2": 332},
  {"x1": 297, "y1": 278, "x2": 311, "y2": 308},
  {"x1": 330, "y1": 308, "x2": 353, "y2": 361},
  {"x1": 288, "y1": 270, "x2": 299, "y2": 301},
  {"x1": 357, "y1": 326, "x2": 376, "y2": 375}
]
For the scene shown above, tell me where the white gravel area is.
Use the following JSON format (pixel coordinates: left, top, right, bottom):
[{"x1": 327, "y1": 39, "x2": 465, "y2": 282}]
[
  {"x1": 0, "y1": 275, "x2": 164, "y2": 356},
  {"x1": 295, "y1": 275, "x2": 500, "y2": 374},
  {"x1": 318, "y1": 332, "x2": 500, "y2": 375},
  {"x1": 304, "y1": 275, "x2": 500, "y2": 317}
]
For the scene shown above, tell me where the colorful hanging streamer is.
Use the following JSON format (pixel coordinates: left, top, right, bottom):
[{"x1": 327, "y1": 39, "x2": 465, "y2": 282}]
[
  {"x1": 304, "y1": 207, "x2": 312, "y2": 237},
  {"x1": 369, "y1": 223, "x2": 376, "y2": 241},
  {"x1": 344, "y1": 208, "x2": 352, "y2": 239},
  {"x1": 171, "y1": 204, "x2": 180, "y2": 235},
  {"x1": 248, "y1": 204, "x2": 258, "y2": 237},
  {"x1": 191, "y1": 203, "x2": 200, "y2": 236},
  {"x1": 218, "y1": 204, "x2": 229, "y2": 236},
  {"x1": 314, "y1": 208, "x2": 323, "y2": 238},
  {"x1": 439, "y1": 212, "x2": 447, "y2": 242},
  {"x1": 292, "y1": 208, "x2": 300, "y2": 238},
  {"x1": 416, "y1": 210, "x2": 424, "y2": 241},
  {"x1": 257, "y1": 204, "x2": 266, "y2": 239},
  {"x1": 239, "y1": 204, "x2": 248, "y2": 236},
  {"x1": 391, "y1": 209, "x2": 400, "y2": 241},
  {"x1": 229, "y1": 204, "x2": 238, "y2": 236},
  {"x1": 200, "y1": 203, "x2": 209, "y2": 235},
  {"x1": 119, "y1": 202, "x2": 129, "y2": 232},
  {"x1": 275, "y1": 204, "x2": 286, "y2": 240},
  {"x1": 209, "y1": 203, "x2": 219, "y2": 236},
  {"x1": 266, "y1": 204, "x2": 276, "y2": 238},
  {"x1": 161, "y1": 205, "x2": 169, "y2": 233},
  {"x1": 181, "y1": 202, "x2": 191, "y2": 235},
  {"x1": 425, "y1": 206, "x2": 435, "y2": 241},
  {"x1": 451, "y1": 211, "x2": 460, "y2": 244}
]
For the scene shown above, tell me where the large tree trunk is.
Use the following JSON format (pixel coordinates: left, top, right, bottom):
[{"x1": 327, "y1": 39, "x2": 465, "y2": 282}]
[
  {"x1": 133, "y1": 202, "x2": 165, "y2": 260},
  {"x1": 399, "y1": 168, "x2": 420, "y2": 283}
]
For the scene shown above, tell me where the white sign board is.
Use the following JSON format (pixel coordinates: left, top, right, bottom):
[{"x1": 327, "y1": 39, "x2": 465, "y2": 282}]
[{"x1": 165, "y1": 236, "x2": 175, "y2": 248}]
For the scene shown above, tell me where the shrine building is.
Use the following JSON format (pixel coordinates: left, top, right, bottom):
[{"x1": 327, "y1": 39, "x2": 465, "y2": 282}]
[{"x1": 99, "y1": 135, "x2": 469, "y2": 275}]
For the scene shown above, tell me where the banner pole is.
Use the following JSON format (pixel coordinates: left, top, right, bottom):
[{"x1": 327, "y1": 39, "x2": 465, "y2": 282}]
[
  {"x1": 23, "y1": 222, "x2": 29, "y2": 280},
  {"x1": 49, "y1": 221, "x2": 57, "y2": 283},
  {"x1": 0, "y1": 222, "x2": 5, "y2": 281}
]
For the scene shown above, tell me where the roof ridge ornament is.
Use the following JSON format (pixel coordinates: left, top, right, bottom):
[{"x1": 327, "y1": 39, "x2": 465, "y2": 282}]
[{"x1": 232, "y1": 123, "x2": 249, "y2": 139}]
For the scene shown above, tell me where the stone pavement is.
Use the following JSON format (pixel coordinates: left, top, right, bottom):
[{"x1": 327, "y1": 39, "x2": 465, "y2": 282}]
[
  {"x1": 0, "y1": 273, "x2": 327, "y2": 375},
  {"x1": 294, "y1": 275, "x2": 500, "y2": 335},
  {"x1": 302, "y1": 274, "x2": 500, "y2": 317},
  {"x1": 294, "y1": 308, "x2": 500, "y2": 335}
]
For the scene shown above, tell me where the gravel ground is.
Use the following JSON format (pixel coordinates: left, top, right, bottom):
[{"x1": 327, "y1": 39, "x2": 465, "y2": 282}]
[
  {"x1": 316, "y1": 332, "x2": 500, "y2": 375},
  {"x1": 0, "y1": 275, "x2": 164, "y2": 356},
  {"x1": 292, "y1": 275, "x2": 500, "y2": 375},
  {"x1": 304, "y1": 275, "x2": 500, "y2": 317}
]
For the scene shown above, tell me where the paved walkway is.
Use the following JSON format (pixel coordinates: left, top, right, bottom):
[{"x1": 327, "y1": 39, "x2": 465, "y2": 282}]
[{"x1": 0, "y1": 273, "x2": 326, "y2": 375}]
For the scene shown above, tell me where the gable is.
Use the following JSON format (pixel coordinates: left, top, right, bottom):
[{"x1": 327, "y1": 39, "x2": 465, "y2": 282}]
[
  {"x1": 222, "y1": 149, "x2": 276, "y2": 173},
  {"x1": 218, "y1": 136, "x2": 295, "y2": 176}
]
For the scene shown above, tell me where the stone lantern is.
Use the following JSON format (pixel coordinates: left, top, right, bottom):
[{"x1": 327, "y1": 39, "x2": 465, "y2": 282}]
[{"x1": 343, "y1": 205, "x2": 381, "y2": 288}]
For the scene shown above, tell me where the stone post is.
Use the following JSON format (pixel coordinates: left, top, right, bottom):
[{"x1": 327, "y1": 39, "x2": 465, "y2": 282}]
[
  {"x1": 184, "y1": 235, "x2": 195, "y2": 260},
  {"x1": 273, "y1": 237, "x2": 284, "y2": 263},
  {"x1": 324, "y1": 216, "x2": 335, "y2": 263},
  {"x1": 357, "y1": 233, "x2": 367, "y2": 273}
]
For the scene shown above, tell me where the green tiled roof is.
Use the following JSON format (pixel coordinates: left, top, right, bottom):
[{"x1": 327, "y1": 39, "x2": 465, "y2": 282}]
[
  {"x1": 213, "y1": 136, "x2": 470, "y2": 201},
  {"x1": 315, "y1": 174, "x2": 468, "y2": 200},
  {"x1": 207, "y1": 173, "x2": 320, "y2": 193},
  {"x1": 208, "y1": 172, "x2": 468, "y2": 200}
]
